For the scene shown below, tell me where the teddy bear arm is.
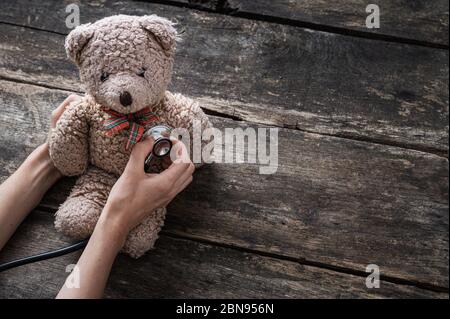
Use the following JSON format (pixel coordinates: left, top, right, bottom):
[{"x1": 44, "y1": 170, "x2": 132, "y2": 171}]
[
  {"x1": 48, "y1": 101, "x2": 90, "y2": 176},
  {"x1": 167, "y1": 93, "x2": 214, "y2": 166}
]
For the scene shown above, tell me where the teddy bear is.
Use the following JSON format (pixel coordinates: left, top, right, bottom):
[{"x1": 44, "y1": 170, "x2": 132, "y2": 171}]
[{"x1": 48, "y1": 15, "x2": 213, "y2": 258}]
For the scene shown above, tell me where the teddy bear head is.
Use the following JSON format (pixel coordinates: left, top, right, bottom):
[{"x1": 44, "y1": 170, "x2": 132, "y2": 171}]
[{"x1": 65, "y1": 15, "x2": 178, "y2": 114}]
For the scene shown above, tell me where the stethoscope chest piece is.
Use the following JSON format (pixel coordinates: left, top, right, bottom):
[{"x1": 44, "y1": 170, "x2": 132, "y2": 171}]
[{"x1": 144, "y1": 124, "x2": 173, "y2": 173}]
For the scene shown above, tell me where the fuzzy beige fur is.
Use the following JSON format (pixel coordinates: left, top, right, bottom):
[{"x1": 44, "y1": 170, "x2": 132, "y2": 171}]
[{"x1": 49, "y1": 15, "x2": 212, "y2": 258}]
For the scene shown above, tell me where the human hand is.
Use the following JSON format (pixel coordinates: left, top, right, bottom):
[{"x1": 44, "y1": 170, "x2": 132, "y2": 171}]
[
  {"x1": 50, "y1": 94, "x2": 82, "y2": 128},
  {"x1": 100, "y1": 138, "x2": 195, "y2": 241}
]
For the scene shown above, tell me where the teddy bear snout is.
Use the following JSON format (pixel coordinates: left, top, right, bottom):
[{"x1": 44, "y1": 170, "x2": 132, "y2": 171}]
[{"x1": 119, "y1": 91, "x2": 133, "y2": 107}]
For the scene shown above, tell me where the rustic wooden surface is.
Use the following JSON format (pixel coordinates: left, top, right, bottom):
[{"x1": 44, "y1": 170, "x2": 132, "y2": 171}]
[
  {"x1": 0, "y1": 0, "x2": 448, "y2": 155},
  {"x1": 175, "y1": 0, "x2": 449, "y2": 47},
  {"x1": 0, "y1": 0, "x2": 448, "y2": 298},
  {"x1": 222, "y1": 0, "x2": 449, "y2": 47},
  {"x1": 2, "y1": 210, "x2": 446, "y2": 299},
  {"x1": 0, "y1": 79, "x2": 448, "y2": 289}
]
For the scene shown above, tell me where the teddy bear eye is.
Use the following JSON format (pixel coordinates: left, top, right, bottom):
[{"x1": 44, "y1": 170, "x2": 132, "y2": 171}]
[
  {"x1": 100, "y1": 72, "x2": 109, "y2": 82},
  {"x1": 137, "y1": 68, "x2": 146, "y2": 78}
]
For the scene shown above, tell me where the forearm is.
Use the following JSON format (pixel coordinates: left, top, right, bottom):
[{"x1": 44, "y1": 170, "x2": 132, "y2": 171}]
[
  {"x1": 56, "y1": 206, "x2": 127, "y2": 299},
  {"x1": 0, "y1": 143, "x2": 61, "y2": 250}
]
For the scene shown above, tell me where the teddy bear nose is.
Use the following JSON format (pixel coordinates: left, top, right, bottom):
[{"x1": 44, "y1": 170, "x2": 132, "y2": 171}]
[{"x1": 119, "y1": 91, "x2": 133, "y2": 107}]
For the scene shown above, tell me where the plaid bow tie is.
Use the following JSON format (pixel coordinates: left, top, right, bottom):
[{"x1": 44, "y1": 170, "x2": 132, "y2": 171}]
[{"x1": 102, "y1": 107, "x2": 159, "y2": 150}]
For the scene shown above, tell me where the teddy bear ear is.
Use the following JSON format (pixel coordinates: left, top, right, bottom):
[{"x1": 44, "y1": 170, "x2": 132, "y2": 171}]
[
  {"x1": 139, "y1": 15, "x2": 179, "y2": 56},
  {"x1": 65, "y1": 23, "x2": 95, "y2": 65}
]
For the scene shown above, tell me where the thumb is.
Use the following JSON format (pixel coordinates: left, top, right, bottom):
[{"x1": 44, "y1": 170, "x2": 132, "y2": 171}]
[{"x1": 126, "y1": 137, "x2": 154, "y2": 173}]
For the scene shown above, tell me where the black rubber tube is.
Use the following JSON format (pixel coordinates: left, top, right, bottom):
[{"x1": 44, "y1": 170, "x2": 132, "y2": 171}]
[{"x1": 0, "y1": 239, "x2": 89, "y2": 273}]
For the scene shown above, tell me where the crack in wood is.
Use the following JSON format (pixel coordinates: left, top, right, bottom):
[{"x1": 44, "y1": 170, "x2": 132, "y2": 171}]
[
  {"x1": 1, "y1": 74, "x2": 446, "y2": 159},
  {"x1": 163, "y1": 231, "x2": 450, "y2": 294},
  {"x1": 34, "y1": 203, "x2": 450, "y2": 294},
  {"x1": 137, "y1": 0, "x2": 449, "y2": 50}
]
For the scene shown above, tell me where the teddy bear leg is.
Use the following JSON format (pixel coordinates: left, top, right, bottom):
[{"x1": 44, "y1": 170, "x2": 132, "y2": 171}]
[
  {"x1": 55, "y1": 166, "x2": 116, "y2": 239},
  {"x1": 121, "y1": 207, "x2": 167, "y2": 258}
]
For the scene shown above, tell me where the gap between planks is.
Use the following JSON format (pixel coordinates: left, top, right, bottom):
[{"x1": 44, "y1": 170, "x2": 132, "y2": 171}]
[
  {"x1": 3, "y1": 209, "x2": 447, "y2": 298},
  {"x1": 0, "y1": 1, "x2": 447, "y2": 296},
  {"x1": 0, "y1": 2, "x2": 448, "y2": 157},
  {"x1": 137, "y1": 0, "x2": 449, "y2": 50},
  {"x1": 0, "y1": 73, "x2": 447, "y2": 161},
  {"x1": 1, "y1": 75, "x2": 447, "y2": 292},
  {"x1": 36, "y1": 203, "x2": 449, "y2": 294},
  {"x1": 1, "y1": 1, "x2": 447, "y2": 50}
]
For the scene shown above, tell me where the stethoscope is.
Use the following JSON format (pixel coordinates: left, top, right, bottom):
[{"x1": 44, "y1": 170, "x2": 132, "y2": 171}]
[{"x1": 144, "y1": 124, "x2": 173, "y2": 173}]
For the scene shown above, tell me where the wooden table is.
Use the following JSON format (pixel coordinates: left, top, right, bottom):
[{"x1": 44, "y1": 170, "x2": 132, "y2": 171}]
[{"x1": 0, "y1": 0, "x2": 448, "y2": 298}]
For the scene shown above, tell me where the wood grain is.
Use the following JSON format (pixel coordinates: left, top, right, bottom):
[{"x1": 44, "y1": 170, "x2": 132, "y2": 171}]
[
  {"x1": 0, "y1": 0, "x2": 448, "y2": 154},
  {"x1": 0, "y1": 79, "x2": 447, "y2": 289},
  {"x1": 0, "y1": 210, "x2": 446, "y2": 298},
  {"x1": 224, "y1": 0, "x2": 449, "y2": 46}
]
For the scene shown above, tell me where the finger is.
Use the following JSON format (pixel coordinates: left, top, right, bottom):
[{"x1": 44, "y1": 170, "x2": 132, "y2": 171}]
[
  {"x1": 51, "y1": 94, "x2": 81, "y2": 128},
  {"x1": 169, "y1": 175, "x2": 193, "y2": 200},
  {"x1": 157, "y1": 158, "x2": 191, "y2": 183},
  {"x1": 126, "y1": 137, "x2": 154, "y2": 173},
  {"x1": 173, "y1": 161, "x2": 195, "y2": 189},
  {"x1": 162, "y1": 175, "x2": 193, "y2": 207},
  {"x1": 51, "y1": 94, "x2": 78, "y2": 127},
  {"x1": 169, "y1": 140, "x2": 190, "y2": 164},
  {"x1": 161, "y1": 141, "x2": 191, "y2": 178},
  {"x1": 179, "y1": 175, "x2": 193, "y2": 192}
]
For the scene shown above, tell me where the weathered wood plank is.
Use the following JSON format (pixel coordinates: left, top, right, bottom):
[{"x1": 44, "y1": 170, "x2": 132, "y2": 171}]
[
  {"x1": 224, "y1": 0, "x2": 450, "y2": 46},
  {"x1": 0, "y1": 79, "x2": 447, "y2": 289},
  {"x1": 0, "y1": 210, "x2": 446, "y2": 298},
  {"x1": 176, "y1": 0, "x2": 220, "y2": 11},
  {"x1": 0, "y1": 0, "x2": 448, "y2": 154}
]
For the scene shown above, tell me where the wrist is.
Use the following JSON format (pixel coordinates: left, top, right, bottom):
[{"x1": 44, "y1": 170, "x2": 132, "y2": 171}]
[
  {"x1": 24, "y1": 143, "x2": 62, "y2": 185},
  {"x1": 95, "y1": 205, "x2": 129, "y2": 251}
]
